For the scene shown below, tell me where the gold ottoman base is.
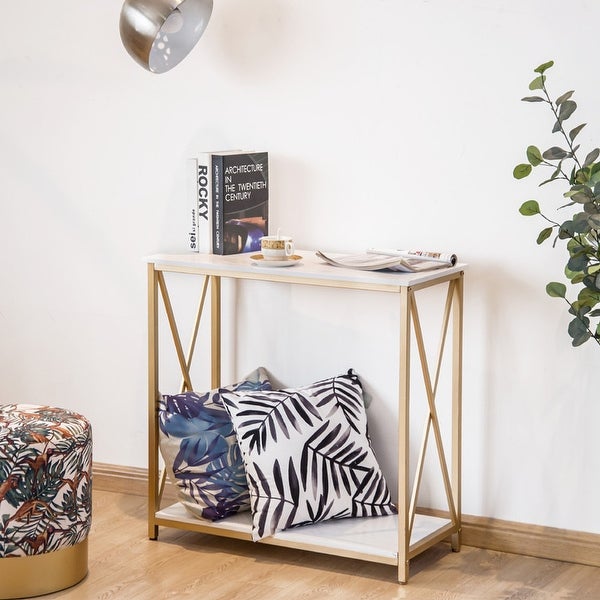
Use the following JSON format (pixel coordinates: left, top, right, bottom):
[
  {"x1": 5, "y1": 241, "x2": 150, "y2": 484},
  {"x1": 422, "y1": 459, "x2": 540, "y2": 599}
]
[{"x1": 0, "y1": 538, "x2": 88, "y2": 599}]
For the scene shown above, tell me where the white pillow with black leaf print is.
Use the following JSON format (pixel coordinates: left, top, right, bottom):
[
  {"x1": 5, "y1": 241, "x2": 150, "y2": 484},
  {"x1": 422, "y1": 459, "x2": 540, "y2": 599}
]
[{"x1": 220, "y1": 370, "x2": 396, "y2": 541}]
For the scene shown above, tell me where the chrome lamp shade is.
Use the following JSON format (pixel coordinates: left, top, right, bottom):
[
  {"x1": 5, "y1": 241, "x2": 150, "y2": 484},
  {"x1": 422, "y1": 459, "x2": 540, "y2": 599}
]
[{"x1": 120, "y1": 0, "x2": 213, "y2": 73}]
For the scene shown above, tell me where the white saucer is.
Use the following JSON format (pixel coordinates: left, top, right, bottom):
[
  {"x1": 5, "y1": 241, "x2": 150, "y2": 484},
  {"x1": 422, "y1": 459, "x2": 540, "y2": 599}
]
[{"x1": 250, "y1": 254, "x2": 303, "y2": 268}]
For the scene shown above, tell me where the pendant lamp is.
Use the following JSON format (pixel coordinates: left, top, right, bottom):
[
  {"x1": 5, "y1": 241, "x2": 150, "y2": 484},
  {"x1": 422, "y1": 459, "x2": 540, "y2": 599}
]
[{"x1": 119, "y1": 0, "x2": 213, "y2": 73}]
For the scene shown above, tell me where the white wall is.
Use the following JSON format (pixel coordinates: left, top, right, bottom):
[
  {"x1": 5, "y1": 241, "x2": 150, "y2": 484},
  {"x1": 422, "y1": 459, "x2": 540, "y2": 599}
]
[{"x1": 2, "y1": 0, "x2": 599, "y2": 534}]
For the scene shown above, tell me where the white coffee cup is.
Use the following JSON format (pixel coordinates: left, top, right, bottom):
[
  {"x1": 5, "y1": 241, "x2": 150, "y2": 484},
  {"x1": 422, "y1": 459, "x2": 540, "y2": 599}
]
[{"x1": 261, "y1": 235, "x2": 294, "y2": 260}]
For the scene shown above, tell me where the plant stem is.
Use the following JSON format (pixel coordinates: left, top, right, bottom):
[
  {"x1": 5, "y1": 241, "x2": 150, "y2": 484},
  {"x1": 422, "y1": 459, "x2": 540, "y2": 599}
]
[
  {"x1": 539, "y1": 159, "x2": 570, "y2": 181},
  {"x1": 541, "y1": 82, "x2": 583, "y2": 172}
]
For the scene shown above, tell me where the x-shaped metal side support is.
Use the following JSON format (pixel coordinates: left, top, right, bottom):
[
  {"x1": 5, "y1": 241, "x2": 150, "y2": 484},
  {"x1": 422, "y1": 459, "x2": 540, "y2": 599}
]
[{"x1": 397, "y1": 273, "x2": 463, "y2": 582}]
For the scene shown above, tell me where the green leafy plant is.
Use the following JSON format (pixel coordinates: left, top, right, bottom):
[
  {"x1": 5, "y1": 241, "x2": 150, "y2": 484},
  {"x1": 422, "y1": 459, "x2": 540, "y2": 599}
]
[{"x1": 514, "y1": 60, "x2": 600, "y2": 347}]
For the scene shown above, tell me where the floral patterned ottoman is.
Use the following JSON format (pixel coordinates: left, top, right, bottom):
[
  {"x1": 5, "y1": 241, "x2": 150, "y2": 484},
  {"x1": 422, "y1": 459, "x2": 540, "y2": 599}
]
[{"x1": 0, "y1": 404, "x2": 92, "y2": 599}]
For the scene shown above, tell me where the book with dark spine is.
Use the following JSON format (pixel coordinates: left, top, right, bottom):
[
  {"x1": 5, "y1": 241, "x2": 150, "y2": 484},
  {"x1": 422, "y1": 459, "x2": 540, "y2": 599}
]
[{"x1": 212, "y1": 151, "x2": 268, "y2": 255}]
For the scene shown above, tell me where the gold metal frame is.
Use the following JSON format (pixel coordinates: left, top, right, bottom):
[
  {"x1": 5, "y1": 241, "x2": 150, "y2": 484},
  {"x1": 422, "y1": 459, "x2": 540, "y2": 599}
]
[
  {"x1": 0, "y1": 539, "x2": 88, "y2": 599},
  {"x1": 397, "y1": 274, "x2": 463, "y2": 582},
  {"x1": 147, "y1": 256, "x2": 464, "y2": 583}
]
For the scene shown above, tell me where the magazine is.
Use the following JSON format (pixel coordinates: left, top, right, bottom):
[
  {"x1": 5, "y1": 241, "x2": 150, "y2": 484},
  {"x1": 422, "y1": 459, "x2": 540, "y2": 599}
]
[{"x1": 315, "y1": 248, "x2": 458, "y2": 273}]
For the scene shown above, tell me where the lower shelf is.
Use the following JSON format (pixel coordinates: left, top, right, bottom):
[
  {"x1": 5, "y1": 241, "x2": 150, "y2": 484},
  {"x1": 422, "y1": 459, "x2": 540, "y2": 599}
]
[{"x1": 155, "y1": 502, "x2": 455, "y2": 566}]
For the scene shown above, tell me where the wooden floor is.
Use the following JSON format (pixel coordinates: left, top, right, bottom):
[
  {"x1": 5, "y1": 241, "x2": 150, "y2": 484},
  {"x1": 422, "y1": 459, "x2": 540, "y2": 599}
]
[{"x1": 38, "y1": 490, "x2": 600, "y2": 600}]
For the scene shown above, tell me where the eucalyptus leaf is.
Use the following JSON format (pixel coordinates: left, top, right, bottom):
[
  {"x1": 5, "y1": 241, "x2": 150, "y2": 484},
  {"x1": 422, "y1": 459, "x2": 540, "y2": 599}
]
[
  {"x1": 534, "y1": 60, "x2": 554, "y2": 74},
  {"x1": 513, "y1": 163, "x2": 532, "y2": 179},
  {"x1": 542, "y1": 147, "x2": 569, "y2": 160},
  {"x1": 568, "y1": 317, "x2": 589, "y2": 339},
  {"x1": 591, "y1": 173, "x2": 600, "y2": 189},
  {"x1": 568, "y1": 253, "x2": 589, "y2": 272},
  {"x1": 551, "y1": 162, "x2": 564, "y2": 179},
  {"x1": 569, "y1": 123, "x2": 586, "y2": 141},
  {"x1": 571, "y1": 330, "x2": 591, "y2": 346},
  {"x1": 546, "y1": 282, "x2": 567, "y2": 298},
  {"x1": 568, "y1": 193, "x2": 589, "y2": 204},
  {"x1": 521, "y1": 96, "x2": 545, "y2": 102},
  {"x1": 536, "y1": 227, "x2": 553, "y2": 244},
  {"x1": 572, "y1": 212, "x2": 591, "y2": 233},
  {"x1": 555, "y1": 90, "x2": 574, "y2": 105},
  {"x1": 526, "y1": 146, "x2": 543, "y2": 166},
  {"x1": 567, "y1": 237, "x2": 585, "y2": 251},
  {"x1": 565, "y1": 185, "x2": 593, "y2": 199},
  {"x1": 584, "y1": 274, "x2": 600, "y2": 293},
  {"x1": 575, "y1": 169, "x2": 589, "y2": 185},
  {"x1": 558, "y1": 202, "x2": 576, "y2": 210},
  {"x1": 583, "y1": 148, "x2": 600, "y2": 168},
  {"x1": 529, "y1": 75, "x2": 545, "y2": 91},
  {"x1": 578, "y1": 287, "x2": 600, "y2": 306},
  {"x1": 588, "y1": 214, "x2": 600, "y2": 228},
  {"x1": 558, "y1": 100, "x2": 576, "y2": 122},
  {"x1": 577, "y1": 304, "x2": 592, "y2": 317},
  {"x1": 539, "y1": 177, "x2": 558, "y2": 186},
  {"x1": 558, "y1": 224, "x2": 572, "y2": 239},
  {"x1": 569, "y1": 315, "x2": 592, "y2": 345},
  {"x1": 519, "y1": 200, "x2": 540, "y2": 215}
]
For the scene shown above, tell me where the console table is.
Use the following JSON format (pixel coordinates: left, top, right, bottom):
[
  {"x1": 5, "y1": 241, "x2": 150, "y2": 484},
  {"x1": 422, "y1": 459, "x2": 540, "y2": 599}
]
[{"x1": 146, "y1": 251, "x2": 465, "y2": 583}]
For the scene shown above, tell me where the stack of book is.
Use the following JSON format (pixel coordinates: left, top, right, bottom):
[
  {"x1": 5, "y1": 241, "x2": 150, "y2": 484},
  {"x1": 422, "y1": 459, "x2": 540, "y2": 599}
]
[{"x1": 188, "y1": 151, "x2": 269, "y2": 255}]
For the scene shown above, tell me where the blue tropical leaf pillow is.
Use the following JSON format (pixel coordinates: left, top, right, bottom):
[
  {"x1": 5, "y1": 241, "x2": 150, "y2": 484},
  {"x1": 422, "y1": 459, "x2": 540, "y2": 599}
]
[
  {"x1": 221, "y1": 370, "x2": 396, "y2": 540},
  {"x1": 158, "y1": 367, "x2": 271, "y2": 521}
]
